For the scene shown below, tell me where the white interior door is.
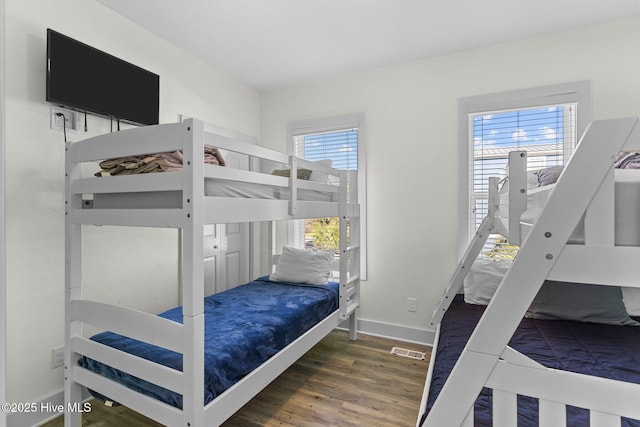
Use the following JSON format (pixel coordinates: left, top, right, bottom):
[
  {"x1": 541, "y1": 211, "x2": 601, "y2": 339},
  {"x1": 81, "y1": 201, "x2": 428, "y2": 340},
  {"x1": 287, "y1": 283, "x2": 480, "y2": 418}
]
[
  {"x1": 203, "y1": 147, "x2": 251, "y2": 295},
  {"x1": 204, "y1": 223, "x2": 249, "y2": 295}
]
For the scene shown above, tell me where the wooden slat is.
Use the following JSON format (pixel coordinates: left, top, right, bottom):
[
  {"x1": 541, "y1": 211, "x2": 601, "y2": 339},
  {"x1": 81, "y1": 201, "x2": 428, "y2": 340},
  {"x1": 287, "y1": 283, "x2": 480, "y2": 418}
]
[
  {"x1": 539, "y1": 399, "x2": 566, "y2": 427},
  {"x1": 70, "y1": 300, "x2": 183, "y2": 353},
  {"x1": 493, "y1": 390, "x2": 517, "y2": 427},
  {"x1": 549, "y1": 245, "x2": 640, "y2": 287},
  {"x1": 71, "y1": 337, "x2": 183, "y2": 394},
  {"x1": 70, "y1": 208, "x2": 186, "y2": 228},
  {"x1": 71, "y1": 172, "x2": 184, "y2": 194},
  {"x1": 297, "y1": 179, "x2": 340, "y2": 193},
  {"x1": 204, "y1": 165, "x2": 288, "y2": 187},
  {"x1": 486, "y1": 359, "x2": 640, "y2": 421},
  {"x1": 202, "y1": 198, "x2": 344, "y2": 223},
  {"x1": 591, "y1": 411, "x2": 621, "y2": 427},
  {"x1": 72, "y1": 367, "x2": 182, "y2": 427},
  {"x1": 69, "y1": 122, "x2": 189, "y2": 162}
]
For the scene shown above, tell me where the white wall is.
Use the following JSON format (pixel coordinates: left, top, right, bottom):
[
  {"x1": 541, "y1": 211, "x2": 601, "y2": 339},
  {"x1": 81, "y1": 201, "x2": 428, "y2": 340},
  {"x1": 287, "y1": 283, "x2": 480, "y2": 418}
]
[
  {"x1": 260, "y1": 15, "x2": 640, "y2": 339},
  {"x1": 4, "y1": 0, "x2": 259, "y2": 409}
]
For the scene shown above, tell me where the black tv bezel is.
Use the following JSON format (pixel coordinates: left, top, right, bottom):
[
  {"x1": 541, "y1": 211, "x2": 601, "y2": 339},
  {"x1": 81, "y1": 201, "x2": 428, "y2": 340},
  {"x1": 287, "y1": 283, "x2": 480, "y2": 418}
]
[{"x1": 46, "y1": 28, "x2": 159, "y2": 126}]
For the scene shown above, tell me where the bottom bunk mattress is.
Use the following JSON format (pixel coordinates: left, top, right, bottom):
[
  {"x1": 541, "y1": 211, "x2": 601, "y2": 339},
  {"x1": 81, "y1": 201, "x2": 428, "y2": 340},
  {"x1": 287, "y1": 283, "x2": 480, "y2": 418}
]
[
  {"x1": 79, "y1": 276, "x2": 339, "y2": 409},
  {"x1": 423, "y1": 295, "x2": 640, "y2": 427}
]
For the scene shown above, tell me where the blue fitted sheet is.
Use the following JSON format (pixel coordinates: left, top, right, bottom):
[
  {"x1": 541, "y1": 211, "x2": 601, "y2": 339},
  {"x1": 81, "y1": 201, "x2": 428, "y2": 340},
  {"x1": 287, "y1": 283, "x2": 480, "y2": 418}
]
[
  {"x1": 79, "y1": 276, "x2": 339, "y2": 409},
  {"x1": 423, "y1": 295, "x2": 640, "y2": 427}
]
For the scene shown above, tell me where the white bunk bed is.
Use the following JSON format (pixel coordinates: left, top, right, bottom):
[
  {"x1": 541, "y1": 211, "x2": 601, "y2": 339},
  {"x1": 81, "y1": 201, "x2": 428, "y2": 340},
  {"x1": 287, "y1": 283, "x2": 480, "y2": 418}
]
[
  {"x1": 418, "y1": 117, "x2": 640, "y2": 426},
  {"x1": 64, "y1": 118, "x2": 361, "y2": 427}
]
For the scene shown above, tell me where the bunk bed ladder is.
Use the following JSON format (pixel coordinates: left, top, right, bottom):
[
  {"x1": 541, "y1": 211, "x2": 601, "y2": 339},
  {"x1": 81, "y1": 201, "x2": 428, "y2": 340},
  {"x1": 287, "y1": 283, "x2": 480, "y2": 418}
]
[
  {"x1": 428, "y1": 176, "x2": 500, "y2": 329},
  {"x1": 429, "y1": 213, "x2": 491, "y2": 329},
  {"x1": 339, "y1": 170, "x2": 359, "y2": 340},
  {"x1": 423, "y1": 117, "x2": 640, "y2": 426}
]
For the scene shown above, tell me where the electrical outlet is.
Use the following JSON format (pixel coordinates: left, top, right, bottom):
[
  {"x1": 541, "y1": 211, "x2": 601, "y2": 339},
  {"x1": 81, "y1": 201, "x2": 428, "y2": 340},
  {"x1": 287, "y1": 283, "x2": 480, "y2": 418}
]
[
  {"x1": 50, "y1": 106, "x2": 79, "y2": 133},
  {"x1": 51, "y1": 346, "x2": 64, "y2": 369},
  {"x1": 407, "y1": 297, "x2": 417, "y2": 312}
]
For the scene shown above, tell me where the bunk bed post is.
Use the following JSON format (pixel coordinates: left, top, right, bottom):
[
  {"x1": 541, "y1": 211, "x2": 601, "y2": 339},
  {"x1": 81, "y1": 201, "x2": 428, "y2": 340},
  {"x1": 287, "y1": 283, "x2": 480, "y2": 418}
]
[
  {"x1": 180, "y1": 119, "x2": 205, "y2": 426},
  {"x1": 423, "y1": 117, "x2": 640, "y2": 426},
  {"x1": 288, "y1": 155, "x2": 298, "y2": 216},
  {"x1": 507, "y1": 151, "x2": 527, "y2": 246},
  {"x1": 64, "y1": 141, "x2": 84, "y2": 427}
]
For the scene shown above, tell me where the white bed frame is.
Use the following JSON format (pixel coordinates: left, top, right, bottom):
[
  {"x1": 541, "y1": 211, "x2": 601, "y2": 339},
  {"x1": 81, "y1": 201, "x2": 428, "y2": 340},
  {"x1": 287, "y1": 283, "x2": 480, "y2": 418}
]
[
  {"x1": 419, "y1": 117, "x2": 640, "y2": 426},
  {"x1": 64, "y1": 119, "x2": 361, "y2": 427}
]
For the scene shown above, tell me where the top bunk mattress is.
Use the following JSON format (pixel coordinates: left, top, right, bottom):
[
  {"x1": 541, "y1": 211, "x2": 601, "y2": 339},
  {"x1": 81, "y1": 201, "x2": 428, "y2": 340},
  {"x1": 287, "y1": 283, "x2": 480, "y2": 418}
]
[
  {"x1": 79, "y1": 276, "x2": 339, "y2": 409},
  {"x1": 423, "y1": 295, "x2": 640, "y2": 427},
  {"x1": 499, "y1": 168, "x2": 640, "y2": 246}
]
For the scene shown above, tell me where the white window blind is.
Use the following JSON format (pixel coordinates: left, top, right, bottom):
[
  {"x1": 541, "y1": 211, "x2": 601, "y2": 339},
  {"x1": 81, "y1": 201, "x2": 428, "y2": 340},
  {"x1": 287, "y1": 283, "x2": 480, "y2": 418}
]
[
  {"x1": 287, "y1": 113, "x2": 367, "y2": 279},
  {"x1": 293, "y1": 128, "x2": 358, "y2": 252},
  {"x1": 470, "y1": 103, "x2": 577, "y2": 257},
  {"x1": 294, "y1": 129, "x2": 358, "y2": 170}
]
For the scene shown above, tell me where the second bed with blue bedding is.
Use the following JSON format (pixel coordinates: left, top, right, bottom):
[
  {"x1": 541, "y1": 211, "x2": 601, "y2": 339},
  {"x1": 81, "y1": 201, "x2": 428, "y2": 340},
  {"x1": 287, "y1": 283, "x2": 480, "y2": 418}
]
[
  {"x1": 424, "y1": 294, "x2": 640, "y2": 427},
  {"x1": 80, "y1": 276, "x2": 339, "y2": 408}
]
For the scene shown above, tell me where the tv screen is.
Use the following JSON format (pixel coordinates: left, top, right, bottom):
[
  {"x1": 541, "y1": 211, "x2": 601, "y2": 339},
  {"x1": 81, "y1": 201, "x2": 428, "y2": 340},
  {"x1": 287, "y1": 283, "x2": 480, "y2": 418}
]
[{"x1": 46, "y1": 29, "x2": 159, "y2": 126}]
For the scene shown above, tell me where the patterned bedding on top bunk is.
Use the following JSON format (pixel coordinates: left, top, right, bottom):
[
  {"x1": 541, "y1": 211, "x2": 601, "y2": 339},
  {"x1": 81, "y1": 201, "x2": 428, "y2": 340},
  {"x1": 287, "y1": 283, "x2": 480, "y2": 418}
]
[
  {"x1": 95, "y1": 145, "x2": 226, "y2": 176},
  {"x1": 80, "y1": 276, "x2": 339, "y2": 409},
  {"x1": 424, "y1": 293, "x2": 640, "y2": 427}
]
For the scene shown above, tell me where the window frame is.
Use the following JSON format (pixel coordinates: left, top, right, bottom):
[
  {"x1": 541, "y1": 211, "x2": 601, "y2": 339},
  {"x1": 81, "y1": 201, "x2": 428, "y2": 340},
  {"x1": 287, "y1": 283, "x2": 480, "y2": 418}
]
[
  {"x1": 458, "y1": 81, "x2": 591, "y2": 258},
  {"x1": 286, "y1": 113, "x2": 367, "y2": 280}
]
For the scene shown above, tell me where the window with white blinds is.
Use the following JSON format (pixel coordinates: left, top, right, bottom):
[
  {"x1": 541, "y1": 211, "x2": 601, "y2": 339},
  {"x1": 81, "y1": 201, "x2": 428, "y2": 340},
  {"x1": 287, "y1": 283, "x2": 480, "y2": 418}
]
[
  {"x1": 469, "y1": 103, "x2": 578, "y2": 257},
  {"x1": 287, "y1": 113, "x2": 367, "y2": 278},
  {"x1": 293, "y1": 128, "x2": 358, "y2": 252}
]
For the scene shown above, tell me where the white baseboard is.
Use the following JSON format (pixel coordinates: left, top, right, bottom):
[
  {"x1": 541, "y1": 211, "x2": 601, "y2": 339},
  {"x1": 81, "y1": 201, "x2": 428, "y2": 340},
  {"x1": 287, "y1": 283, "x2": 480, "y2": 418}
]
[{"x1": 339, "y1": 318, "x2": 435, "y2": 346}]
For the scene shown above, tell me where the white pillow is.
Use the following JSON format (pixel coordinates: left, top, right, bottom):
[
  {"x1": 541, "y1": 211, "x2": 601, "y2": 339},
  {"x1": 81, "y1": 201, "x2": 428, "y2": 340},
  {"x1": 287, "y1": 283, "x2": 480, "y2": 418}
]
[
  {"x1": 270, "y1": 246, "x2": 334, "y2": 284},
  {"x1": 622, "y1": 286, "x2": 640, "y2": 316},
  {"x1": 463, "y1": 258, "x2": 512, "y2": 305},
  {"x1": 309, "y1": 159, "x2": 333, "y2": 184}
]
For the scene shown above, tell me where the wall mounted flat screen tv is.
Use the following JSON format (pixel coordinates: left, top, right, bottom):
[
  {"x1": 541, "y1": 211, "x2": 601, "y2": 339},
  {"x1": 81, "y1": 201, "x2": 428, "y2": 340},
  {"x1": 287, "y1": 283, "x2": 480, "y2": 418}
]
[{"x1": 46, "y1": 29, "x2": 159, "y2": 126}]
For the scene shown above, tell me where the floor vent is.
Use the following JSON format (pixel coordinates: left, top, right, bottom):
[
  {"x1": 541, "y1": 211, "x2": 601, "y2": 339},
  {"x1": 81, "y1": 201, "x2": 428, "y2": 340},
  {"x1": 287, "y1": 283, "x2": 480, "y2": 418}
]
[{"x1": 390, "y1": 347, "x2": 426, "y2": 360}]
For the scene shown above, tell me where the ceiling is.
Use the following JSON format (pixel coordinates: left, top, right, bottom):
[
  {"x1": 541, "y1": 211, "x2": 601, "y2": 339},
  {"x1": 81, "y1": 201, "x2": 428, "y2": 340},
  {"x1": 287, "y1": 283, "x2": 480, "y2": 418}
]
[{"x1": 97, "y1": 0, "x2": 640, "y2": 91}]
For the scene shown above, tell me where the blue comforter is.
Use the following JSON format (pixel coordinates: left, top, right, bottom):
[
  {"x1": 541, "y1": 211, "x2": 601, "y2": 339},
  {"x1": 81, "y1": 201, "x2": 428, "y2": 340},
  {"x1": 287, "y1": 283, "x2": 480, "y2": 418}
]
[
  {"x1": 424, "y1": 295, "x2": 640, "y2": 426},
  {"x1": 80, "y1": 276, "x2": 339, "y2": 408}
]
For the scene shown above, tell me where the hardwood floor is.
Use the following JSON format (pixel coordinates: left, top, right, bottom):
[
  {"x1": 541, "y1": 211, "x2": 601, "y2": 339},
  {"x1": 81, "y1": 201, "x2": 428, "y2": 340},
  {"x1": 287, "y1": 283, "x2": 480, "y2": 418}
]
[{"x1": 43, "y1": 330, "x2": 430, "y2": 426}]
